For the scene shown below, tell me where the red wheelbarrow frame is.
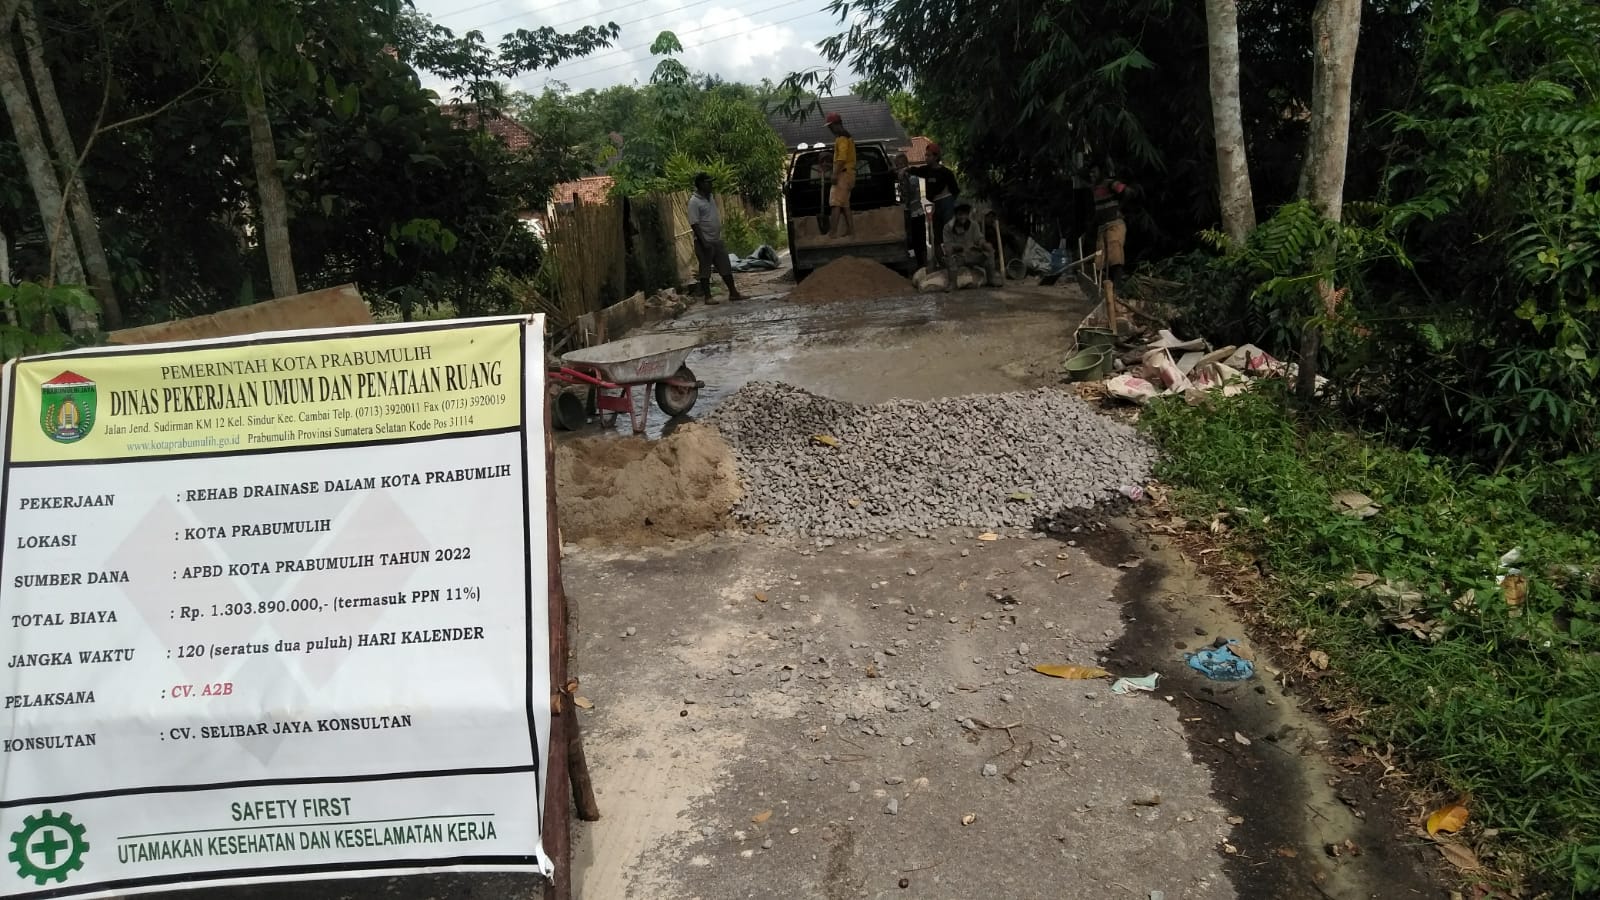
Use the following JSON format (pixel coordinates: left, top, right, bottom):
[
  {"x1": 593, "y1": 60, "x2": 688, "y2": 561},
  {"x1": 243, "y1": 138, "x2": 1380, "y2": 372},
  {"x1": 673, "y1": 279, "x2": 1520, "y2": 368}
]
[{"x1": 548, "y1": 365, "x2": 701, "y2": 434}]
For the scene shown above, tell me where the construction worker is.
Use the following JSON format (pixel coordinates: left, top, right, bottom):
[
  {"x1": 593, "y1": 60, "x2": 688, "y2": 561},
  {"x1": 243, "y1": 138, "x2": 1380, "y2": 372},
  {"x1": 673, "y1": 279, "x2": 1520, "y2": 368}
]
[
  {"x1": 1089, "y1": 164, "x2": 1129, "y2": 323},
  {"x1": 908, "y1": 144, "x2": 959, "y2": 266},
  {"x1": 942, "y1": 203, "x2": 998, "y2": 292},
  {"x1": 894, "y1": 153, "x2": 927, "y2": 271},
  {"x1": 687, "y1": 173, "x2": 743, "y2": 304},
  {"x1": 824, "y1": 112, "x2": 855, "y2": 237}
]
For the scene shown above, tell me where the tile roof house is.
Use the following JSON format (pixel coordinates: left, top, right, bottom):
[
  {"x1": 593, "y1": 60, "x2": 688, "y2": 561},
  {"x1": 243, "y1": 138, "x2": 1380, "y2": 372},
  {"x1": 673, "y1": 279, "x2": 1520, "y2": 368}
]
[
  {"x1": 767, "y1": 95, "x2": 910, "y2": 150},
  {"x1": 437, "y1": 104, "x2": 536, "y2": 151}
]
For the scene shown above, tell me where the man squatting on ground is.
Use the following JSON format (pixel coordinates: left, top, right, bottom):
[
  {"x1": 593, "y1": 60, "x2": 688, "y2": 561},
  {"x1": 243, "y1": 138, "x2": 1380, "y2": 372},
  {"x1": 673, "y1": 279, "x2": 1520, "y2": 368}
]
[
  {"x1": 942, "y1": 202, "x2": 1000, "y2": 292},
  {"x1": 825, "y1": 112, "x2": 856, "y2": 238},
  {"x1": 687, "y1": 172, "x2": 744, "y2": 305}
]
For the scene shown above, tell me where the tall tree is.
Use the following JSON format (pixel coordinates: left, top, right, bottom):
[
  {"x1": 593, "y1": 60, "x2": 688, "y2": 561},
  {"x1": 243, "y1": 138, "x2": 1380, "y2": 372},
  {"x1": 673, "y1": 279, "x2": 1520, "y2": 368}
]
[
  {"x1": 0, "y1": 0, "x2": 95, "y2": 333},
  {"x1": 1204, "y1": 0, "x2": 1255, "y2": 243},
  {"x1": 1296, "y1": 0, "x2": 1362, "y2": 398},
  {"x1": 235, "y1": 28, "x2": 296, "y2": 298},
  {"x1": 17, "y1": 0, "x2": 120, "y2": 326}
]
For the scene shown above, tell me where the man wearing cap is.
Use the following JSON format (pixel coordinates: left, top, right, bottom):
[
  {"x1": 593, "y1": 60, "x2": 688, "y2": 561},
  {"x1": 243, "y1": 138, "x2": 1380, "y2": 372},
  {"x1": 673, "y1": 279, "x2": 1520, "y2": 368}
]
[
  {"x1": 687, "y1": 172, "x2": 743, "y2": 304},
  {"x1": 825, "y1": 112, "x2": 856, "y2": 238},
  {"x1": 908, "y1": 145, "x2": 959, "y2": 265}
]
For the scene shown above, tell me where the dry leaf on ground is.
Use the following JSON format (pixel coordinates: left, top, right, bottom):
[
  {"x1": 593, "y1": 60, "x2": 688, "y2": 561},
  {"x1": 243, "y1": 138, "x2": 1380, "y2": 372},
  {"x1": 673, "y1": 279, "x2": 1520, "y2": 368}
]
[
  {"x1": 1502, "y1": 574, "x2": 1528, "y2": 607},
  {"x1": 755, "y1": 592, "x2": 767, "y2": 602},
  {"x1": 1234, "y1": 731, "x2": 1252, "y2": 746},
  {"x1": 573, "y1": 696, "x2": 594, "y2": 709},
  {"x1": 752, "y1": 810, "x2": 773, "y2": 824},
  {"x1": 1309, "y1": 650, "x2": 1331, "y2": 670},
  {"x1": 1034, "y1": 664, "x2": 1110, "y2": 680},
  {"x1": 811, "y1": 434, "x2": 839, "y2": 447},
  {"x1": 1437, "y1": 842, "x2": 1481, "y2": 870},
  {"x1": 1426, "y1": 800, "x2": 1471, "y2": 836},
  {"x1": 977, "y1": 532, "x2": 1000, "y2": 541}
]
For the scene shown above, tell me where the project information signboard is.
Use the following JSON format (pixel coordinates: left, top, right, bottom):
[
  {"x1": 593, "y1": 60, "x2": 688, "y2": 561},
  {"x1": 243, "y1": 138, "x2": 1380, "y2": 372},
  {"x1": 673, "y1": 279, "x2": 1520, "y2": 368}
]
[{"x1": 0, "y1": 316, "x2": 552, "y2": 898}]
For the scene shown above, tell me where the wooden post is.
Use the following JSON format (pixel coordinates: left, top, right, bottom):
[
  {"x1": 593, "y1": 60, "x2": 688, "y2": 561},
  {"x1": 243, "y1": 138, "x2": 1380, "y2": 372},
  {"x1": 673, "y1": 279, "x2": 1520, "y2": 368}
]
[
  {"x1": 540, "y1": 389, "x2": 600, "y2": 899},
  {"x1": 992, "y1": 218, "x2": 1006, "y2": 282},
  {"x1": 541, "y1": 396, "x2": 572, "y2": 900}
]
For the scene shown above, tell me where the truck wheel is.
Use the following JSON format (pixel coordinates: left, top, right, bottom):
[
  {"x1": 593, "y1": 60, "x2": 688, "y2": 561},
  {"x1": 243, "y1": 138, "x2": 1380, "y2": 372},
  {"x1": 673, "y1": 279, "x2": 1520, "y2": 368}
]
[{"x1": 655, "y1": 366, "x2": 700, "y2": 417}]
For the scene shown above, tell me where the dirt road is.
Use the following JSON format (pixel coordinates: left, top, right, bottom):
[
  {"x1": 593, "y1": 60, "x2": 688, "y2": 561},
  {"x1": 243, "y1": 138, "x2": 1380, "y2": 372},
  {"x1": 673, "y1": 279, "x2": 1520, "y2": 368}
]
[{"x1": 563, "y1": 286, "x2": 1443, "y2": 899}]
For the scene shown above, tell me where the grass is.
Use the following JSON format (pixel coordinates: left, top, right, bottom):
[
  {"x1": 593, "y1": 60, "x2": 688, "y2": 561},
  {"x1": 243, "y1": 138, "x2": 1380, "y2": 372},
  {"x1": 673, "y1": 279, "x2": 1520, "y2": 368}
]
[{"x1": 1140, "y1": 388, "x2": 1600, "y2": 894}]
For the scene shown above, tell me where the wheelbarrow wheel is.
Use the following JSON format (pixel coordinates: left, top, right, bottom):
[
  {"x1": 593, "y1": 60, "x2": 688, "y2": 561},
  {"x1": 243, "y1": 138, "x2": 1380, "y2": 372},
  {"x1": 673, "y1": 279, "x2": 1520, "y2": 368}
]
[{"x1": 655, "y1": 366, "x2": 700, "y2": 418}]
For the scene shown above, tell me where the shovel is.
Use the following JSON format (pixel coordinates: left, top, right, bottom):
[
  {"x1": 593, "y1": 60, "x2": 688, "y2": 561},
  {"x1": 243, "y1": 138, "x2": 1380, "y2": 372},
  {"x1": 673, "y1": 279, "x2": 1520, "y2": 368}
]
[{"x1": 817, "y1": 172, "x2": 831, "y2": 235}]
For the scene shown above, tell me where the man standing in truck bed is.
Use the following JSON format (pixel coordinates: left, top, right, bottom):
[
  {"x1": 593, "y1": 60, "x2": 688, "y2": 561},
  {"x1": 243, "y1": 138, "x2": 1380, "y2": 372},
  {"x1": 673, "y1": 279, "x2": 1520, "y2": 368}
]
[{"x1": 825, "y1": 112, "x2": 856, "y2": 238}]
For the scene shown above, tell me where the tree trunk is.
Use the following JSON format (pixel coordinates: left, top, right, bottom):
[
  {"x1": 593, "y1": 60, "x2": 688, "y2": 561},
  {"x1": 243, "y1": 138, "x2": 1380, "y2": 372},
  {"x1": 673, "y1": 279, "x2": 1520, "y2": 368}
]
[
  {"x1": 0, "y1": 14, "x2": 95, "y2": 334},
  {"x1": 18, "y1": 1, "x2": 120, "y2": 328},
  {"x1": 1295, "y1": 0, "x2": 1362, "y2": 401},
  {"x1": 1204, "y1": 0, "x2": 1255, "y2": 244},
  {"x1": 237, "y1": 29, "x2": 297, "y2": 299}
]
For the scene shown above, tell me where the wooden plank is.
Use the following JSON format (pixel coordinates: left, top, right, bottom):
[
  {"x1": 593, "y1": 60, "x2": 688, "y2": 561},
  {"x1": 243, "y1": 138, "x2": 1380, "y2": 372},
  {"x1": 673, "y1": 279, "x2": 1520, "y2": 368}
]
[
  {"x1": 107, "y1": 284, "x2": 372, "y2": 345},
  {"x1": 541, "y1": 392, "x2": 573, "y2": 900}
]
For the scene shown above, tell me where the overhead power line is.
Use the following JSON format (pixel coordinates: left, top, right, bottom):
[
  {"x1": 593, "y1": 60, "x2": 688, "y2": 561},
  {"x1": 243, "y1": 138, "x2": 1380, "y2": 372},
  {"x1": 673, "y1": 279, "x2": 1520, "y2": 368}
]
[{"x1": 544, "y1": 0, "x2": 816, "y2": 80}]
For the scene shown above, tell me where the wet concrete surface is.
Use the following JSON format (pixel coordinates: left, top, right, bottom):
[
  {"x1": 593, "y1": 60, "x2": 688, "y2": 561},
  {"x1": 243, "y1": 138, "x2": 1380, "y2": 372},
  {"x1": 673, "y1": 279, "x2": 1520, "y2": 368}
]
[
  {"x1": 566, "y1": 528, "x2": 1236, "y2": 900},
  {"x1": 579, "y1": 284, "x2": 1093, "y2": 439}
]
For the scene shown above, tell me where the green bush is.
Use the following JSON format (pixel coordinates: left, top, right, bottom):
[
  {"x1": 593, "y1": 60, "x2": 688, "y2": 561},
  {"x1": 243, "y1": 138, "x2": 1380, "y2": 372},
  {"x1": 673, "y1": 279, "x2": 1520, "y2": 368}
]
[
  {"x1": 720, "y1": 209, "x2": 785, "y2": 258},
  {"x1": 1143, "y1": 389, "x2": 1600, "y2": 892}
]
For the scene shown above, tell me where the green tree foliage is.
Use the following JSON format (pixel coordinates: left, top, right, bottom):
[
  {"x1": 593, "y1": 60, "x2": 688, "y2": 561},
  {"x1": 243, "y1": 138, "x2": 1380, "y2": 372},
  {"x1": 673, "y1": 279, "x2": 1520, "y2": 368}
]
[
  {"x1": 513, "y1": 33, "x2": 786, "y2": 208},
  {"x1": 1374, "y1": 0, "x2": 1600, "y2": 462},
  {"x1": 0, "y1": 1, "x2": 615, "y2": 328}
]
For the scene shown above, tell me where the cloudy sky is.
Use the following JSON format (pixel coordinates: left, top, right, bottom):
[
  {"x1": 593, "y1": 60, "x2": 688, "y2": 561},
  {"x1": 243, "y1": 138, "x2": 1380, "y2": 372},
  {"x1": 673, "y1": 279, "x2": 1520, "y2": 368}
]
[{"x1": 412, "y1": 0, "x2": 843, "y2": 94}]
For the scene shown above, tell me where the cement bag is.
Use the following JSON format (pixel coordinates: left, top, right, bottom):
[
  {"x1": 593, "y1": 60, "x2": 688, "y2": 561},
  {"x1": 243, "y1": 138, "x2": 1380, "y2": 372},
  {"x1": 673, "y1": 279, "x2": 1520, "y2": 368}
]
[
  {"x1": 1023, "y1": 238, "x2": 1053, "y2": 274},
  {"x1": 956, "y1": 267, "x2": 983, "y2": 289},
  {"x1": 1106, "y1": 374, "x2": 1161, "y2": 404},
  {"x1": 918, "y1": 269, "x2": 949, "y2": 292}
]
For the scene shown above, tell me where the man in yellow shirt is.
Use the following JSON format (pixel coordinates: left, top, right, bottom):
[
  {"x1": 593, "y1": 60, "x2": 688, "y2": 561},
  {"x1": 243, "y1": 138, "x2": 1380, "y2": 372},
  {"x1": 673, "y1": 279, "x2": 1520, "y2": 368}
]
[{"x1": 825, "y1": 112, "x2": 855, "y2": 237}]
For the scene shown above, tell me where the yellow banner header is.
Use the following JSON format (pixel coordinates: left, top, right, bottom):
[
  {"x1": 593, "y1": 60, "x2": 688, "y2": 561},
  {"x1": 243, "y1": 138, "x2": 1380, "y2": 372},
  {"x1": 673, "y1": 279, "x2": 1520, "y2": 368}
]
[{"x1": 9, "y1": 321, "x2": 525, "y2": 463}]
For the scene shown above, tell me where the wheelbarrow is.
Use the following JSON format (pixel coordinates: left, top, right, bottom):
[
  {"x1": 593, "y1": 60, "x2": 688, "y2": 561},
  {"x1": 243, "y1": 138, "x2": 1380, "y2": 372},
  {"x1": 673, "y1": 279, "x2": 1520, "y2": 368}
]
[{"x1": 550, "y1": 333, "x2": 706, "y2": 434}]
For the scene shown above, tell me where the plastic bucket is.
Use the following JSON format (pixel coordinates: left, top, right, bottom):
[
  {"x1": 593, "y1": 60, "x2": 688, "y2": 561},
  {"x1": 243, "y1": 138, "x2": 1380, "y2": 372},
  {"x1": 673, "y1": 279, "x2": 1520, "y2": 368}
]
[
  {"x1": 1063, "y1": 347, "x2": 1108, "y2": 382},
  {"x1": 1078, "y1": 326, "x2": 1116, "y2": 350}
]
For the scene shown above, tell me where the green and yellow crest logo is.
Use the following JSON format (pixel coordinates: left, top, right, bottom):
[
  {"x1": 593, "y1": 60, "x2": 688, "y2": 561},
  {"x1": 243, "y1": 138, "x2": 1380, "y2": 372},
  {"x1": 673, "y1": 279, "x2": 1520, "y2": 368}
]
[{"x1": 39, "y1": 371, "x2": 96, "y2": 444}]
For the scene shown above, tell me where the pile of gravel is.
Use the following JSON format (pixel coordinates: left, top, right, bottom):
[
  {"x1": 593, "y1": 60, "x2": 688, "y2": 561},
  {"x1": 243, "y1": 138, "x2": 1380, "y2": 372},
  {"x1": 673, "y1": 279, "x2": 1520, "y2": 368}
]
[{"x1": 708, "y1": 382, "x2": 1157, "y2": 536}]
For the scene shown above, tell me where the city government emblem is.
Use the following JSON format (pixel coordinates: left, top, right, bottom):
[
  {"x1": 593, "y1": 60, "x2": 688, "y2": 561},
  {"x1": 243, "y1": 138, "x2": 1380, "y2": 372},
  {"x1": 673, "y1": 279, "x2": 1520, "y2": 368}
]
[{"x1": 39, "y1": 371, "x2": 96, "y2": 444}]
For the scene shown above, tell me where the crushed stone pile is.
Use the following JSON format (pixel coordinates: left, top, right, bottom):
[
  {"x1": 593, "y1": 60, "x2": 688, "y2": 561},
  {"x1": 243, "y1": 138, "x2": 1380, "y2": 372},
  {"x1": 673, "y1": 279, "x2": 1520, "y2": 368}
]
[
  {"x1": 708, "y1": 382, "x2": 1156, "y2": 536},
  {"x1": 788, "y1": 256, "x2": 915, "y2": 304},
  {"x1": 555, "y1": 424, "x2": 741, "y2": 543}
]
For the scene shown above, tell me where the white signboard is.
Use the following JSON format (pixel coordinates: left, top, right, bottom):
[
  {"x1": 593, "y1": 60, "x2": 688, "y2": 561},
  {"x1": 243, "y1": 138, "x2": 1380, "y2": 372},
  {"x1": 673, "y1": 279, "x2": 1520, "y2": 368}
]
[{"x1": 0, "y1": 316, "x2": 551, "y2": 898}]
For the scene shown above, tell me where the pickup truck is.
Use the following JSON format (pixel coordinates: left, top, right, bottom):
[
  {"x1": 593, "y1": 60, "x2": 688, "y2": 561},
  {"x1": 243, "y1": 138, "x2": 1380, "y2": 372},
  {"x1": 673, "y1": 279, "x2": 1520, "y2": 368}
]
[{"x1": 783, "y1": 140, "x2": 910, "y2": 281}]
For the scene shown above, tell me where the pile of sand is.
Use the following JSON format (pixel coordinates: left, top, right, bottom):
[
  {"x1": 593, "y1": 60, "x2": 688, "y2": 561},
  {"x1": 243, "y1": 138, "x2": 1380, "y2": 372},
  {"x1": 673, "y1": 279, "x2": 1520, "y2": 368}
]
[
  {"x1": 788, "y1": 256, "x2": 915, "y2": 304},
  {"x1": 554, "y1": 424, "x2": 742, "y2": 544}
]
